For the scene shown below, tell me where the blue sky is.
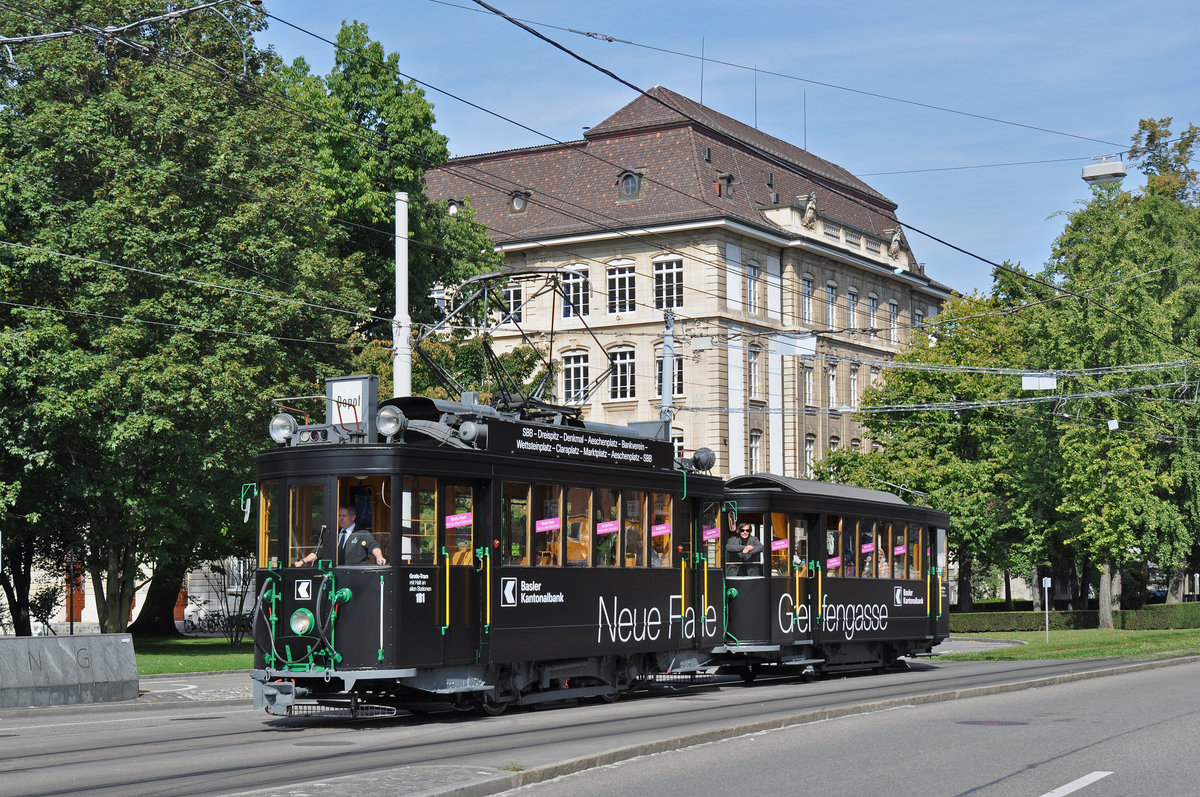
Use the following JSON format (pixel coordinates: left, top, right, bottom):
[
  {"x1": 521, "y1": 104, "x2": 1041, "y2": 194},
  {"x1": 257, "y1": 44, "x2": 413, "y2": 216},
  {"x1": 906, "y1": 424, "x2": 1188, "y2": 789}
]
[{"x1": 260, "y1": 0, "x2": 1200, "y2": 296}]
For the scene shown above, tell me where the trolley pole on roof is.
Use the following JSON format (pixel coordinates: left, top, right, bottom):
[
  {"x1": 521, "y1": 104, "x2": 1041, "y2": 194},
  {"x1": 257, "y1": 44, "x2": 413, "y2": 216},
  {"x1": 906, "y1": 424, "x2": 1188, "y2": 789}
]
[
  {"x1": 660, "y1": 310, "x2": 675, "y2": 424},
  {"x1": 394, "y1": 192, "x2": 412, "y2": 398}
]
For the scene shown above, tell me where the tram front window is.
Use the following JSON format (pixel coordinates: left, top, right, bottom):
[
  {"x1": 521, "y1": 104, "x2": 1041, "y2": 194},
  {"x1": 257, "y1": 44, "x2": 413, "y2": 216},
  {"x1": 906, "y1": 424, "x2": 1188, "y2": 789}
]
[
  {"x1": 259, "y1": 480, "x2": 282, "y2": 568},
  {"x1": 288, "y1": 483, "x2": 325, "y2": 566},
  {"x1": 340, "y1": 476, "x2": 393, "y2": 565},
  {"x1": 401, "y1": 476, "x2": 437, "y2": 565}
]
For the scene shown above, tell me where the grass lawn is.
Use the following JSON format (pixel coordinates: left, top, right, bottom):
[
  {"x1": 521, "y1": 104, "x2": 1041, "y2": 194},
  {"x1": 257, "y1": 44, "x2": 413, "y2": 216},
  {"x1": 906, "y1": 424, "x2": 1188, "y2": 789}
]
[
  {"x1": 940, "y1": 628, "x2": 1200, "y2": 661},
  {"x1": 134, "y1": 637, "x2": 254, "y2": 675}
]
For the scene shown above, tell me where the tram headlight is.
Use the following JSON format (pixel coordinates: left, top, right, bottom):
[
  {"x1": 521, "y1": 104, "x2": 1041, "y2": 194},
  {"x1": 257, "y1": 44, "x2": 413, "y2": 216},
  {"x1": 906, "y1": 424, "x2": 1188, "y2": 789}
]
[
  {"x1": 269, "y1": 413, "x2": 298, "y2": 444},
  {"x1": 289, "y1": 608, "x2": 316, "y2": 636},
  {"x1": 376, "y1": 405, "x2": 406, "y2": 438},
  {"x1": 692, "y1": 447, "x2": 716, "y2": 472}
]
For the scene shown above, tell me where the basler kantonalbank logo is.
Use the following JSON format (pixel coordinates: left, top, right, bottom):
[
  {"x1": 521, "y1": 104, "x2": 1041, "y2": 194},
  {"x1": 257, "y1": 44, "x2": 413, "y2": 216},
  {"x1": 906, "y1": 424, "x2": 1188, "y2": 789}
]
[{"x1": 501, "y1": 577, "x2": 518, "y2": 607}]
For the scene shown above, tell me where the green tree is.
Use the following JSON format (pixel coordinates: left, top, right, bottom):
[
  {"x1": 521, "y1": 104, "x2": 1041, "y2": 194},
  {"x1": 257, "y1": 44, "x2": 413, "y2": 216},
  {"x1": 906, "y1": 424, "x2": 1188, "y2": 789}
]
[
  {"x1": 817, "y1": 293, "x2": 1026, "y2": 610},
  {"x1": 277, "y1": 21, "x2": 500, "y2": 333},
  {"x1": 0, "y1": 1, "x2": 364, "y2": 632}
]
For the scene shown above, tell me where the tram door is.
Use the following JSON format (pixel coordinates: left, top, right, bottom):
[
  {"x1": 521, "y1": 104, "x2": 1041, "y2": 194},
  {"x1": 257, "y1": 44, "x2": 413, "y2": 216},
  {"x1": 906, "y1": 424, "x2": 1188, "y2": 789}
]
[{"x1": 440, "y1": 482, "x2": 483, "y2": 665}]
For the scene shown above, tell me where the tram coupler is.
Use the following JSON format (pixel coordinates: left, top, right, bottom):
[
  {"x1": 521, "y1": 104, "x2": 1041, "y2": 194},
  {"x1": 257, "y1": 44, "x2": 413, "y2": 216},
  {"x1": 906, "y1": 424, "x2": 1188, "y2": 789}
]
[{"x1": 253, "y1": 674, "x2": 309, "y2": 716}]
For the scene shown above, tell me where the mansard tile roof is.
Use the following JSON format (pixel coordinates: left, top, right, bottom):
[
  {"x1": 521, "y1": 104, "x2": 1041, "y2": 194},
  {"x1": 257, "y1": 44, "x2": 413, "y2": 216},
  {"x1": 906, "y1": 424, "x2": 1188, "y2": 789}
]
[{"x1": 426, "y1": 86, "x2": 921, "y2": 271}]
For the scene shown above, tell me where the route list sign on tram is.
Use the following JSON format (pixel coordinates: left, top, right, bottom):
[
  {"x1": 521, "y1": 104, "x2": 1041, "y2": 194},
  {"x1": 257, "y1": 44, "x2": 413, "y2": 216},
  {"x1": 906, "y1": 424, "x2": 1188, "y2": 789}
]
[{"x1": 488, "y1": 419, "x2": 673, "y2": 469}]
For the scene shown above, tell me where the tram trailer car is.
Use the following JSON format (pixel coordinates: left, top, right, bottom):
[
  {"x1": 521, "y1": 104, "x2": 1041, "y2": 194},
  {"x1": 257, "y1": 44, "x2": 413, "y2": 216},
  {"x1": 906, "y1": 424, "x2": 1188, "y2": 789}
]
[
  {"x1": 251, "y1": 376, "x2": 727, "y2": 717},
  {"x1": 716, "y1": 474, "x2": 950, "y2": 678}
]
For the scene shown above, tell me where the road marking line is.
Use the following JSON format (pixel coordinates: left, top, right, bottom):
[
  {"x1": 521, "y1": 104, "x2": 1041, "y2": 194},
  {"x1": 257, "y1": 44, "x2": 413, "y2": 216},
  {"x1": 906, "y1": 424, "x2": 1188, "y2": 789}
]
[{"x1": 1038, "y1": 771, "x2": 1114, "y2": 797}]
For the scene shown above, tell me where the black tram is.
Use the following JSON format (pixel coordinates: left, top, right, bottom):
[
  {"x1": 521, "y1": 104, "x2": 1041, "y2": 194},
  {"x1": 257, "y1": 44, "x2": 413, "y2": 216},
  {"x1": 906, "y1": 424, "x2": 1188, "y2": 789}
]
[
  {"x1": 716, "y1": 474, "x2": 950, "y2": 677},
  {"x1": 251, "y1": 375, "x2": 727, "y2": 716},
  {"x1": 249, "y1": 375, "x2": 950, "y2": 718}
]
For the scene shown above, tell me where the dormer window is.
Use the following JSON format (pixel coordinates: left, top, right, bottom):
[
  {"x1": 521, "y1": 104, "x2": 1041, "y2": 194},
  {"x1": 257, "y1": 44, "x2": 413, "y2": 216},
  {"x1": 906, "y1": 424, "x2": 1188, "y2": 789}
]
[
  {"x1": 508, "y1": 191, "x2": 531, "y2": 213},
  {"x1": 617, "y1": 170, "x2": 643, "y2": 200},
  {"x1": 716, "y1": 172, "x2": 734, "y2": 197}
]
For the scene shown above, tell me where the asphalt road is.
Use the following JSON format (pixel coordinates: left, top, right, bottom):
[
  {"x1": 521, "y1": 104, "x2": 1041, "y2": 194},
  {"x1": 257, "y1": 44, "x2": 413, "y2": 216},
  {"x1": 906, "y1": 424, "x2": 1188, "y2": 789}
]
[
  {"x1": 0, "y1": 654, "x2": 1195, "y2": 797},
  {"x1": 503, "y1": 659, "x2": 1200, "y2": 797}
]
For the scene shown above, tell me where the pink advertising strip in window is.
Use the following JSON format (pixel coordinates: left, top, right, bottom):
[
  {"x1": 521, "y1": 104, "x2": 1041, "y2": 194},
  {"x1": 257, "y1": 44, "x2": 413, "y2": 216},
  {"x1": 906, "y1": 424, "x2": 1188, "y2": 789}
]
[
  {"x1": 445, "y1": 512, "x2": 472, "y2": 529},
  {"x1": 893, "y1": 544, "x2": 907, "y2": 556},
  {"x1": 826, "y1": 555, "x2": 842, "y2": 569},
  {"x1": 702, "y1": 526, "x2": 720, "y2": 541},
  {"x1": 650, "y1": 523, "x2": 671, "y2": 537},
  {"x1": 771, "y1": 539, "x2": 789, "y2": 551},
  {"x1": 861, "y1": 542, "x2": 875, "y2": 554},
  {"x1": 596, "y1": 520, "x2": 619, "y2": 535},
  {"x1": 535, "y1": 517, "x2": 561, "y2": 533}
]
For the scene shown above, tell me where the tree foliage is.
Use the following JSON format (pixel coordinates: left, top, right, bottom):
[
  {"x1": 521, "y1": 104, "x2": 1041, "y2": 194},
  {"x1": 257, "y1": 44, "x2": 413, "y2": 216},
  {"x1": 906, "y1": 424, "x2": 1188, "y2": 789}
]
[{"x1": 0, "y1": 5, "x2": 498, "y2": 633}]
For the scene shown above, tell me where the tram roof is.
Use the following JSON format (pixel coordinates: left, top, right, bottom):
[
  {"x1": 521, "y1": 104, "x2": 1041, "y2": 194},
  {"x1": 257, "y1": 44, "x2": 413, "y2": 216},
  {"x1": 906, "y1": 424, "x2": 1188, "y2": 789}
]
[{"x1": 725, "y1": 473, "x2": 914, "y2": 507}]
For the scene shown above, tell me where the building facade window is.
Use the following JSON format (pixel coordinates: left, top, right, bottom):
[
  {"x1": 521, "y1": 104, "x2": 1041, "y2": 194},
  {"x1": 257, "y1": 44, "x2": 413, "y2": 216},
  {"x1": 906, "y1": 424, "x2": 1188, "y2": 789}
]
[
  {"x1": 607, "y1": 261, "x2": 636, "y2": 314},
  {"x1": 745, "y1": 263, "x2": 760, "y2": 314},
  {"x1": 748, "y1": 347, "x2": 761, "y2": 398},
  {"x1": 851, "y1": 438, "x2": 861, "y2": 452},
  {"x1": 655, "y1": 348, "x2": 684, "y2": 397},
  {"x1": 749, "y1": 429, "x2": 763, "y2": 473},
  {"x1": 805, "y1": 434, "x2": 816, "y2": 477},
  {"x1": 671, "y1": 428, "x2": 685, "y2": 458},
  {"x1": 828, "y1": 363, "x2": 838, "y2": 407},
  {"x1": 869, "y1": 366, "x2": 879, "y2": 386},
  {"x1": 914, "y1": 308, "x2": 925, "y2": 330},
  {"x1": 826, "y1": 284, "x2": 837, "y2": 330},
  {"x1": 889, "y1": 300, "x2": 899, "y2": 343},
  {"x1": 867, "y1": 294, "x2": 879, "y2": 338},
  {"x1": 502, "y1": 284, "x2": 523, "y2": 324},
  {"x1": 801, "y1": 277, "x2": 813, "y2": 323},
  {"x1": 561, "y1": 270, "x2": 590, "y2": 318},
  {"x1": 847, "y1": 289, "x2": 858, "y2": 330},
  {"x1": 829, "y1": 436, "x2": 840, "y2": 452},
  {"x1": 608, "y1": 347, "x2": 636, "y2": 400},
  {"x1": 803, "y1": 365, "x2": 814, "y2": 406},
  {"x1": 562, "y1": 352, "x2": 589, "y2": 403},
  {"x1": 654, "y1": 258, "x2": 684, "y2": 310},
  {"x1": 849, "y1": 364, "x2": 859, "y2": 409}
]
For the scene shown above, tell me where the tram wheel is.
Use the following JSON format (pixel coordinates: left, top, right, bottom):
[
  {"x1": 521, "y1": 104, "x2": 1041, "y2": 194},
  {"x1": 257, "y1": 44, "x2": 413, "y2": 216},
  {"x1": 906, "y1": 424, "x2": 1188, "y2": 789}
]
[
  {"x1": 598, "y1": 689, "x2": 623, "y2": 704},
  {"x1": 477, "y1": 696, "x2": 509, "y2": 717}
]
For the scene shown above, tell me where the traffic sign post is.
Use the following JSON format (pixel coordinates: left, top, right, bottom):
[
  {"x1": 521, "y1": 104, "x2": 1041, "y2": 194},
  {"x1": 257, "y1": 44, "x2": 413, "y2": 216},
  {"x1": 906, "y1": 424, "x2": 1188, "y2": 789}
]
[{"x1": 1042, "y1": 576, "x2": 1052, "y2": 643}]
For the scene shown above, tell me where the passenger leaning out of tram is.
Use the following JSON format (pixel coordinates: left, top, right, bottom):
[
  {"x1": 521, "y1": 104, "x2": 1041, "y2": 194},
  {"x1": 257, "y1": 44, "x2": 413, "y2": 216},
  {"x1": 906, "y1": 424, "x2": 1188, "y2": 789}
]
[{"x1": 726, "y1": 522, "x2": 765, "y2": 576}]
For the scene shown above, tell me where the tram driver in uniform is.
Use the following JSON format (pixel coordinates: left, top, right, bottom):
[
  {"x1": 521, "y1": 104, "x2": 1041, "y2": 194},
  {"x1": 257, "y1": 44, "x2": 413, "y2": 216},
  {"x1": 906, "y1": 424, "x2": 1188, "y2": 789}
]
[
  {"x1": 294, "y1": 505, "x2": 386, "y2": 567},
  {"x1": 726, "y1": 521, "x2": 764, "y2": 576}
]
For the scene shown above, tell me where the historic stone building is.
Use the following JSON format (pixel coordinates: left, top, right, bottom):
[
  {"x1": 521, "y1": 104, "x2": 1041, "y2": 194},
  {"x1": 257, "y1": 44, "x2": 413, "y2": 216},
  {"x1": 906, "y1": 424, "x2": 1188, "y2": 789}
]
[{"x1": 426, "y1": 86, "x2": 950, "y2": 478}]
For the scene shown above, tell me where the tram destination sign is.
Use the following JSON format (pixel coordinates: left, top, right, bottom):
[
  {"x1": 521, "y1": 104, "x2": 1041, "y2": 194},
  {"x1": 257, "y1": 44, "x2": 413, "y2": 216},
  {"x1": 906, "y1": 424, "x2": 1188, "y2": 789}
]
[{"x1": 488, "y1": 420, "x2": 673, "y2": 469}]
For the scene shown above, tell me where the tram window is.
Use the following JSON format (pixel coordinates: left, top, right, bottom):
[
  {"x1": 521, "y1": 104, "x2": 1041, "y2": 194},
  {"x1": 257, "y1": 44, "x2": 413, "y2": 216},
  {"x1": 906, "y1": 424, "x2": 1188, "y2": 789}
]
[
  {"x1": 566, "y1": 486, "x2": 591, "y2": 567},
  {"x1": 700, "y1": 502, "x2": 721, "y2": 568},
  {"x1": 623, "y1": 490, "x2": 645, "y2": 566},
  {"x1": 891, "y1": 523, "x2": 907, "y2": 579},
  {"x1": 793, "y1": 514, "x2": 815, "y2": 577},
  {"x1": 501, "y1": 482, "x2": 530, "y2": 566},
  {"x1": 824, "y1": 515, "x2": 841, "y2": 577},
  {"x1": 531, "y1": 484, "x2": 562, "y2": 566},
  {"x1": 444, "y1": 484, "x2": 474, "y2": 566},
  {"x1": 841, "y1": 518, "x2": 857, "y2": 578},
  {"x1": 649, "y1": 492, "x2": 672, "y2": 568},
  {"x1": 770, "y1": 512, "x2": 789, "y2": 575},
  {"x1": 258, "y1": 481, "x2": 281, "y2": 568},
  {"x1": 874, "y1": 521, "x2": 891, "y2": 579},
  {"x1": 908, "y1": 524, "x2": 924, "y2": 578},
  {"x1": 593, "y1": 488, "x2": 621, "y2": 567},
  {"x1": 400, "y1": 476, "x2": 437, "y2": 565},
  {"x1": 676, "y1": 501, "x2": 693, "y2": 565},
  {"x1": 860, "y1": 519, "x2": 875, "y2": 578},
  {"x1": 936, "y1": 527, "x2": 948, "y2": 575},
  {"x1": 340, "y1": 477, "x2": 392, "y2": 565},
  {"x1": 289, "y1": 483, "x2": 325, "y2": 566}
]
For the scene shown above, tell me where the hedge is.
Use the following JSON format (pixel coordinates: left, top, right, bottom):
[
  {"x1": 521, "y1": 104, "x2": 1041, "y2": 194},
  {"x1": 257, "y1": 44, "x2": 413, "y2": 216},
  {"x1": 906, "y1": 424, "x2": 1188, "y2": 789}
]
[{"x1": 949, "y1": 601, "x2": 1200, "y2": 633}]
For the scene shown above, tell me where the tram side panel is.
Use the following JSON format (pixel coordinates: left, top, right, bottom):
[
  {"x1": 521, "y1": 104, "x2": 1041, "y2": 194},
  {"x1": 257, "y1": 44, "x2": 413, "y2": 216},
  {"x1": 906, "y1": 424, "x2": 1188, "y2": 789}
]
[{"x1": 488, "y1": 567, "x2": 722, "y2": 663}]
